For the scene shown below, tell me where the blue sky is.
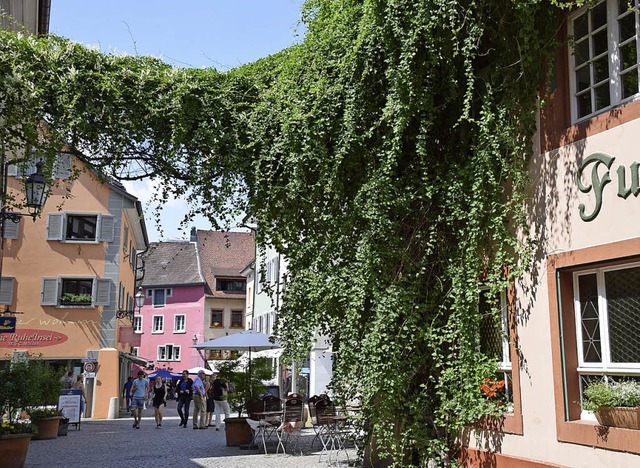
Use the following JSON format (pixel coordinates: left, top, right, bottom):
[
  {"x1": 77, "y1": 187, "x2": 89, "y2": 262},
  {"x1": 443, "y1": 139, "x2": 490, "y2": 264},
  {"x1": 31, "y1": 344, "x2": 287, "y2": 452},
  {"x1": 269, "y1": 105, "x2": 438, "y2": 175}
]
[{"x1": 50, "y1": 0, "x2": 305, "y2": 241}]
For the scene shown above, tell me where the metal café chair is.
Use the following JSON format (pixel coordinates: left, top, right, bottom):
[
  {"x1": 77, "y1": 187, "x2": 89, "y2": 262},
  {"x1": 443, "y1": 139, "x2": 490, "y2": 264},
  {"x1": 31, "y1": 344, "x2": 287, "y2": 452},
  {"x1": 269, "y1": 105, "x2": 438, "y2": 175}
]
[
  {"x1": 315, "y1": 398, "x2": 350, "y2": 465},
  {"x1": 275, "y1": 395, "x2": 305, "y2": 455}
]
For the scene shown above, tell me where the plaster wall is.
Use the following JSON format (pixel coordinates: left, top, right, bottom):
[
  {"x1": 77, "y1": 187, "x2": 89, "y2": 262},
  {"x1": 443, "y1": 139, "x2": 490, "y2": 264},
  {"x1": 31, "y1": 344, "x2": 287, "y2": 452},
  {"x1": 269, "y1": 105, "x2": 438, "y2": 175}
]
[
  {"x1": 137, "y1": 284, "x2": 205, "y2": 370},
  {"x1": 467, "y1": 118, "x2": 640, "y2": 466}
]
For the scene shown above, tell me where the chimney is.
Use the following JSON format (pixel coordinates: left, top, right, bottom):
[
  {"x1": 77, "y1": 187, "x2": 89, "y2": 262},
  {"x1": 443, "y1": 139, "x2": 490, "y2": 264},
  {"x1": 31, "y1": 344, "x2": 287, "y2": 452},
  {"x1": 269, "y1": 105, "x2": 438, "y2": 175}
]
[{"x1": 190, "y1": 227, "x2": 197, "y2": 242}]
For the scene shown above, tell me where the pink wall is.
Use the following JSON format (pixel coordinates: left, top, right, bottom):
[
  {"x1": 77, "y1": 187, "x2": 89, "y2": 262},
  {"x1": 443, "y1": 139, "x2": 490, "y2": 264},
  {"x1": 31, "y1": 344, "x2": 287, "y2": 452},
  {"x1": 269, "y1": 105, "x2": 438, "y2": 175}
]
[{"x1": 136, "y1": 284, "x2": 206, "y2": 371}]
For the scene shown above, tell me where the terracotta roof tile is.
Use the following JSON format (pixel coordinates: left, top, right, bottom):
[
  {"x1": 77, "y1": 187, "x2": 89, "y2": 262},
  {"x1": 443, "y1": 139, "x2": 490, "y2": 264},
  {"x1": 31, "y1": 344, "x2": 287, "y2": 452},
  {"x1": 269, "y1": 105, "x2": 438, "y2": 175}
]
[{"x1": 195, "y1": 230, "x2": 255, "y2": 297}]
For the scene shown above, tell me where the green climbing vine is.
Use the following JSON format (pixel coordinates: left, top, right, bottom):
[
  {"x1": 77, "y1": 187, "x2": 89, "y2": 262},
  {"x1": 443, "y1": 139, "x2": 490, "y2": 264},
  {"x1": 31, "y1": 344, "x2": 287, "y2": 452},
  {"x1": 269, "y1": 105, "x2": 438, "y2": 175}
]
[{"x1": 0, "y1": 0, "x2": 588, "y2": 465}]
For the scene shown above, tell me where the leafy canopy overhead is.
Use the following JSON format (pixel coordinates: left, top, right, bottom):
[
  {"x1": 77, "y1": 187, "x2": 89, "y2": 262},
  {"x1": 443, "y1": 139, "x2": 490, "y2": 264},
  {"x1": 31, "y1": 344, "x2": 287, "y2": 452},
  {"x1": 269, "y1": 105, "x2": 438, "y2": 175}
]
[{"x1": 0, "y1": 0, "x2": 581, "y2": 464}]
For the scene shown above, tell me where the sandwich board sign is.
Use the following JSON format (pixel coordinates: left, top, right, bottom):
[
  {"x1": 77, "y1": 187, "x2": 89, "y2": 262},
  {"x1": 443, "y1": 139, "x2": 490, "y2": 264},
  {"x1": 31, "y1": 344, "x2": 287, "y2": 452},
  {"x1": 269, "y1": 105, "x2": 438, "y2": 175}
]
[{"x1": 58, "y1": 388, "x2": 82, "y2": 426}]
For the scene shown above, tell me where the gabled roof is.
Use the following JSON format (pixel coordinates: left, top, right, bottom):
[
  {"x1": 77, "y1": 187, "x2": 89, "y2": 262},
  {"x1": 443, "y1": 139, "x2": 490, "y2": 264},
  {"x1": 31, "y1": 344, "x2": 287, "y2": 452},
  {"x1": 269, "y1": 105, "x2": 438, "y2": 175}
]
[
  {"x1": 141, "y1": 241, "x2": 204, "y2": 288},
  {"x1": 196, "y1": 230, "x2": 255, "y2": 297}
]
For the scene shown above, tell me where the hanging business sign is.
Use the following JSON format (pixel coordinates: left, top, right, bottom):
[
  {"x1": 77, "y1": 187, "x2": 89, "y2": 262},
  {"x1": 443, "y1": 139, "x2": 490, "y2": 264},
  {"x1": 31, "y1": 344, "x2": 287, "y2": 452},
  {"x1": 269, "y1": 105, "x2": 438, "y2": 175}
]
[
  {"x1": 0, "y1": 317, "x2": 16, "y2": 333},
  {"x1": 0, "y1": 329, "x2": 68, "y2": 347},
  {"x1": 577, "y1": 152, "x2": 640, "y2": 222}
]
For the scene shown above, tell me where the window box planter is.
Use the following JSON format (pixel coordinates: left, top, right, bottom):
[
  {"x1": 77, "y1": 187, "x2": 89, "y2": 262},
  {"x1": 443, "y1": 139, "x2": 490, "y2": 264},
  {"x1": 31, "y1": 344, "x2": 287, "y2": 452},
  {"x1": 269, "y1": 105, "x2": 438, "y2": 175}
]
[{"x1": 595, "y1": 407, "x2": 640, "y2": 430}]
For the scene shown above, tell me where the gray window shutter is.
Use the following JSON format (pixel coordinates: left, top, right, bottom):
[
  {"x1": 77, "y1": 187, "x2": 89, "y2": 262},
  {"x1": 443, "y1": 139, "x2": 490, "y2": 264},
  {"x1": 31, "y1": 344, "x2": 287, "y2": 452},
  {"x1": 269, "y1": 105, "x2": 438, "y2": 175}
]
[
  {"x1": 97, "y1": 215, "x2": 114, "y2": 243},
  {"x1": 46, "y1": 214, "x2": 64, "y2": 241},
  {"x1": 41, "y1": 278, "x2": 59, "y2": 306},
  {"x1": 2, "y1": 218, "x2": 19, "y2": 239},
  {"x1": 54, "y1": 153, "x2": 73, "y2": 179},
  {"x1": 93, "y1": 278, "x2": 111, "y2": 306},
  {"x1": 0, "y1": 277, "x2": 15, "y2": 305},
  {"x1": 6, "y1": 165, "x2": 17, "y2": 177},
  {"x1": 272, "y1": 258, "x2": 280, "y2": 284}
]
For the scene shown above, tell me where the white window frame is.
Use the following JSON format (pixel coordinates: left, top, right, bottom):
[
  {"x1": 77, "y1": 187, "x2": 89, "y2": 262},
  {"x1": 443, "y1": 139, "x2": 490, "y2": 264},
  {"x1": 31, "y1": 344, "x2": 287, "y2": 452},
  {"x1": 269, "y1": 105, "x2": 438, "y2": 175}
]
[
  {"x1": 152, "y1": 315, "x2": 164, "y2": 334},
  {"x1": 132, "y1": 347, "x2": 139, "y2": 356},
  {"x1": 568, "y1": 0, "x2": 640, "y2": 123},
  {"x1": 157, "y1": 344, "x2": 181, "y2": 361},
  {"x1": 133, "y1": 316, "x2": 142, "y2": 334},
  {"x1": 174, "y1": 314, "x2": 186, "y2": 333},
  {"x1": 148, "y1": 288, "x2": 172, "y2": 307},
  {"x1": 573, "y1": 261, "x2": 640, "y2": 373}
]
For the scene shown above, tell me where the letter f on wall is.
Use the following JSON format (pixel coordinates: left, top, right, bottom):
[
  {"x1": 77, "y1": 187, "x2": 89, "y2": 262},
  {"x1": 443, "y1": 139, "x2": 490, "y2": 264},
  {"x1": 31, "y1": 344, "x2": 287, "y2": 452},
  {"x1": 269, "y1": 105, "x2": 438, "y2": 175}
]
[{"x1": 577, "y1": 152, "x2": 615, "y2": 222}]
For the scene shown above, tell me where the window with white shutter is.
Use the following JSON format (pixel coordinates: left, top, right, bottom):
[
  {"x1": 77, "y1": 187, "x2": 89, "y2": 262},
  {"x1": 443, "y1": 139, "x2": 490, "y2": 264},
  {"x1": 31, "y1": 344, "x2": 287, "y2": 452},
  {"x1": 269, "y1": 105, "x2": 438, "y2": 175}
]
[
  {"x1": 41, "y1": 276, "x2": 111, "y2": 308},
  {"x1": 46, "y1": 213, "x2": 114, "y2": 243},
  {"x1": 0, "y1": 277, "x2": 15, "y2": 305},
  {"x1": 2, "y1": 218, "x2": 19, "y2": 240}
]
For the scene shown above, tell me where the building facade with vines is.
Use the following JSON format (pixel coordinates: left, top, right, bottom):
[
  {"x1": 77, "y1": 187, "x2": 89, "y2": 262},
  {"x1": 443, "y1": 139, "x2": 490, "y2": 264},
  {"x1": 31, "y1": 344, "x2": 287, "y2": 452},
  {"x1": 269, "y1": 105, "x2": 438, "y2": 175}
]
[{"x1": 463, "y1": 1, "x2": 640, "y2": 466}]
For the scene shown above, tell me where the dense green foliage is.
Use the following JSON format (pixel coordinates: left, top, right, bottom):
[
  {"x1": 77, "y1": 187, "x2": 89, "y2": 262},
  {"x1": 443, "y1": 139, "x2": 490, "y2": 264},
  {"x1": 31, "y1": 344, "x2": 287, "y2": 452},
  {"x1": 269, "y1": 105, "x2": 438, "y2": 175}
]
[
  {"x1": 0, "y1": 0, "x2": 586, "y2": 464},
  {"x1": 0, "y1": 360, "x2": 65, "y2": 423}
]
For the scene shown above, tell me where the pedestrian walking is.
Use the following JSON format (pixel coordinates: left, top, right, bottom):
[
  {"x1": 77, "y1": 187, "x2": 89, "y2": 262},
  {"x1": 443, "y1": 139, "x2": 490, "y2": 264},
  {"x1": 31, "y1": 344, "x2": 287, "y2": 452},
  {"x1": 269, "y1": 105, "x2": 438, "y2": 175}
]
[
  {"x1": 151, "y1": 376, "x2": 167, "y2": 428},
  {"x1": 192, "y1": 370, "x2": 207, "y2": 429},
  {"x1": 122, "y1": 376, "x2": 133, "y2": 412},
  {"x1": 176, "y1": 370, "x2": 193, "y2": 428},
  {"x1": 205, "y1": 375, "x2": 215, "y2": 427},
  {"x1": 211, "y1": 374, "x2": 231, "y2": 431},
  {"x1": 72, "y1": 374, "x2": 87, "y2": 416},
  {"x1": 130, "y1": 370, "x2": 149, "y2": 429}
]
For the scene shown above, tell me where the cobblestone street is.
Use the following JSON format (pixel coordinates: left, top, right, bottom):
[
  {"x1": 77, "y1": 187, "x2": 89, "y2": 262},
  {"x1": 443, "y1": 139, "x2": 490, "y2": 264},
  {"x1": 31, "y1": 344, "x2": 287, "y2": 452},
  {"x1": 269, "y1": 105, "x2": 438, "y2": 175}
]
[{"x1": 25, "y1": 402, "x2": 360, "y2": 468}]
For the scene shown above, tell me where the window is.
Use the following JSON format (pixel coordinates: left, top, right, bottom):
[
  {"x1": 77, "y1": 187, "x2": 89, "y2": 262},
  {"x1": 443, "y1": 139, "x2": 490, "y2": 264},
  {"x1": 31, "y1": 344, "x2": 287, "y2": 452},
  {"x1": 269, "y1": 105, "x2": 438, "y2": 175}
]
[
  {"x1": 133, "y1": 316, "x2": 142, "y2": 334},
  {"x1": 152, "y1": 315, "x2": 164, "y2": 334},
  {"x1": 148, "y1": 288, "x2": 171, "y2": 307},
  {"x1": 479, "y1": 289, "x2": 513, "y2": 404},
  {"x1": 216, "y1": 279, "x2": 246, "y2": 293},
  {"x1": 574, "y1": 262, "x2": 640, "y2": 416},
  {"x1": 66, "y1": 215, "x2": 97, "y2": 240},
  {"x1": 569, "y1": 0, "x2": 640, "y2": 121},
  {"x1": 174, "y1": 314, "x2": 186, "y2": 333},
  {"x1": 41, "y1": 277, "x2": 110, "y2": 307},
  {"x1": 231, "y1": 310, "x2": 243, "y2": 328},
  {"x1": 158, "y1": 344, "x2": 180, "y2": 361},
  {"x1": 46, "y1": 212, "x2": 114, "y2": 243},
  {"x1": 132, "y1": 347, "x2": 139, "y2": 356},
  {"x1": 548, "y1": 240, "x2": 640, "y2": 452},
  {"x1": 210, "y1": 309, "x2": 223, "y2": 328}
]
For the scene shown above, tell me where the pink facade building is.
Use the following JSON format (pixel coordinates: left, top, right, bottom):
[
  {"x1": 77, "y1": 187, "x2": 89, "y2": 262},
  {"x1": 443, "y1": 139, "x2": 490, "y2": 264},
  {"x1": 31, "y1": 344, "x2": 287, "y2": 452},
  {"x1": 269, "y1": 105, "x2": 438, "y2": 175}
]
[{"x1": 135, "y1": 241, "x2": 206, "y2": 372}]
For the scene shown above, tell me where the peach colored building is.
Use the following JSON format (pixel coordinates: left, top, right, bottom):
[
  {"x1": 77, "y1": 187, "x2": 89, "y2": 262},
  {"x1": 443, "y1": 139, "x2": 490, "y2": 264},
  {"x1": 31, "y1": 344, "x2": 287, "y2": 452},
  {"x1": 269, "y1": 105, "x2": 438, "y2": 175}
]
[
  {"x1": 463, "y1": 2, "x2": 640, "y2": 466},
  {"x1": 0, "y1": 154, "x2": 149, "y2": 419}
]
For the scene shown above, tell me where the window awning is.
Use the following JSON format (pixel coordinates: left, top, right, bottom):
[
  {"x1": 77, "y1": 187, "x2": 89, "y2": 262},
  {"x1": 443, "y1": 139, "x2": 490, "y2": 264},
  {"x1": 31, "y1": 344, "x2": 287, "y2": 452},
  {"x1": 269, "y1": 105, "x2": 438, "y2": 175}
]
[{"x1": 120, "y1": 351, "x2": 152, "y2": 367}]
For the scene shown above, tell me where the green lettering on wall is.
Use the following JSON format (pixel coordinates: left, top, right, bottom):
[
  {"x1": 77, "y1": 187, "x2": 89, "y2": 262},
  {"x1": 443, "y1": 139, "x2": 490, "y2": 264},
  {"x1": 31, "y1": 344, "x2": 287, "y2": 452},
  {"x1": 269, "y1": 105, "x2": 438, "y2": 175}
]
[{"x1": 577, "y1": 152, "x2": 614, "y2": 222}]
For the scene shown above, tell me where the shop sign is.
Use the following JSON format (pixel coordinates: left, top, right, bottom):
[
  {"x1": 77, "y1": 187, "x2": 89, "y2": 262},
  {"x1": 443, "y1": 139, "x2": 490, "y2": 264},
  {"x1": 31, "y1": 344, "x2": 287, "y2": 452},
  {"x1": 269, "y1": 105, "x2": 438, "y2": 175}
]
[
  {"x1": 0, "y1": 329, "x2": 68, "y2": 347},
  {"x1": 0, "y1": 317, "x2": 16, "y2": 333},
  {"x1": 577, "y1": 152, "x2": 640, "y2": 222}
]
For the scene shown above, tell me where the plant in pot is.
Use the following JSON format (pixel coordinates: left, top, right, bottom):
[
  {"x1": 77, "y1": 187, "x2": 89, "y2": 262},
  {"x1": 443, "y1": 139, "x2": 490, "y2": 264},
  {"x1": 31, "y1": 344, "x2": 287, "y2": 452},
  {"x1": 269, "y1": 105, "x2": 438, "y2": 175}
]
[
  {"x1": 216, "y1": 357, "x2": 272, "y2": 447},
  {"x1": 583, "y1": 380, "x2": 640, "y2": 429},
  {"x1": 0, "y1": 361, "x2": 37, "y2": 468}
]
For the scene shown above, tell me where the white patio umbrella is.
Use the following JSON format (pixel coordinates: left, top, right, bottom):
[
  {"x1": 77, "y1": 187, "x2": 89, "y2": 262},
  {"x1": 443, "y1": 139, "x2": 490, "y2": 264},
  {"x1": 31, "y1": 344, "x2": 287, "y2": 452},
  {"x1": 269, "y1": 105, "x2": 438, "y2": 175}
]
[
  {"x1": 192, "y1": 330, "x2": 280, "y2": 396},
  {"x1": 187, "y1": 366, "x2": 213, "y2": 376}
]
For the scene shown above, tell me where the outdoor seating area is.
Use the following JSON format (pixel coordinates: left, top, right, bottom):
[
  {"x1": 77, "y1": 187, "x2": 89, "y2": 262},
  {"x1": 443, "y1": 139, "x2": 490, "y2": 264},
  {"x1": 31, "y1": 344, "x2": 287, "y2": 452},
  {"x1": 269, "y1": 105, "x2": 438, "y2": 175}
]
[{"x1": 245, "y1": 393, "x2": 361, "y2": 465}]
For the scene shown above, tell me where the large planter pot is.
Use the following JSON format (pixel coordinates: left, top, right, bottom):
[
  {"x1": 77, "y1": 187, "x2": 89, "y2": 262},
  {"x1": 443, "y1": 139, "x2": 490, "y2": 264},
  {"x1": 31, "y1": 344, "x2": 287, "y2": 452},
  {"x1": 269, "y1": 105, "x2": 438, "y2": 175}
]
[
  {"x1": 224, "y1": 417, "x2": 253, "y2": 447},
  {"x1": 32, "y1": 416, "x2": 62, "y2": 440},
  {"x1": 0, "y1": 433, "x2": 33, "y2": 468},
  {"x1": 595, "y1": 406, "x2": 640, "y2": 429}
]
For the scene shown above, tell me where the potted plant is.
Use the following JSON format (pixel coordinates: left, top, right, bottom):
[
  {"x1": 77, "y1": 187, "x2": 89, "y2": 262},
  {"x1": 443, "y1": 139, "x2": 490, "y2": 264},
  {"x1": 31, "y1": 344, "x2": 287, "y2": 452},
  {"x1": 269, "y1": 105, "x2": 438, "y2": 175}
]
[
  {"x1": 27, "y1": 408, "x2": 64, "y2": 440},
  {"x1": 583, "y1": 380, "x2": 640, "y2": 429},
  {"x1": 0, "y1": 362, "x2": 37, "y2": 468},
  {"x1": 216, "y1": 357, "x2": 272, "y2": 447}
]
